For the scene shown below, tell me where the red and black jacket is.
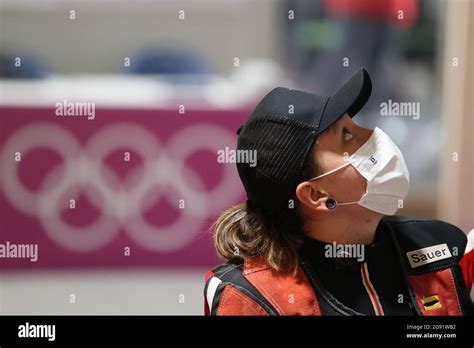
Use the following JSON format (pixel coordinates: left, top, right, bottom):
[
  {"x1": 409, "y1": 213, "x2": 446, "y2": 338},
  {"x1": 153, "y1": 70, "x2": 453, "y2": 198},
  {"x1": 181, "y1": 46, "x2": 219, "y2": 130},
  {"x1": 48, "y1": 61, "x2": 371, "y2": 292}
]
[{"x1": 204, "y1": 215, "x2": 474, "y2": 316}]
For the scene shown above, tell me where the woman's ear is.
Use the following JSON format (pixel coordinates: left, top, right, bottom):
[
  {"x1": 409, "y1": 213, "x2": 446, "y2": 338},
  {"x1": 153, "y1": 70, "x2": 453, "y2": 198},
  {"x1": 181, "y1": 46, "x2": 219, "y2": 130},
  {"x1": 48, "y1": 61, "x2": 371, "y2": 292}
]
[{"x1": 295, "y1": 181, "x2": 330, "y2": 212}]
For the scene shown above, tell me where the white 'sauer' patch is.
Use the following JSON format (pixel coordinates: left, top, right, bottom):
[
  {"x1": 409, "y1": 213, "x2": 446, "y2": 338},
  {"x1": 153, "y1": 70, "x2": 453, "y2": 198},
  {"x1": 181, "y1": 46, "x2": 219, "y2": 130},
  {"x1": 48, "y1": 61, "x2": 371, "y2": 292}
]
[{"x1": 406, "y1": 243, "x2": 452, "y2": 268}]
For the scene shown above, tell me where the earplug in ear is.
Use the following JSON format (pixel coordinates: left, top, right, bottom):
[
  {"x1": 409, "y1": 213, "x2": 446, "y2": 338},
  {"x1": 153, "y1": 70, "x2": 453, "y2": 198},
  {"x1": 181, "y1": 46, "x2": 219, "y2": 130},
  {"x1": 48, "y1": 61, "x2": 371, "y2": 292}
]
[{"x1": 325, "y1": 198, "x2": 337, "y2": 209}]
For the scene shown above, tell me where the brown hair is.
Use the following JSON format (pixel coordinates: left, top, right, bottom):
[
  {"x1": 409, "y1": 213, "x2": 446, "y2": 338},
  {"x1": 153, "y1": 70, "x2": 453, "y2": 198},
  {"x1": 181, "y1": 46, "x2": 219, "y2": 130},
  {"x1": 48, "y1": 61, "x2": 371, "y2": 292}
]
[{"x1": 212, "y1": 142, "x2": 319, "y2": 275}]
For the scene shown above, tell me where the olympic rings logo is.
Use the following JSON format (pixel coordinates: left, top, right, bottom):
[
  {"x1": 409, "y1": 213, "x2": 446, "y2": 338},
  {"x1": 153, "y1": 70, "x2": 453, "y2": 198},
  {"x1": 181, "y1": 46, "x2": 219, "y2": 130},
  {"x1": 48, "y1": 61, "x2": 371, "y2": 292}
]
[{"x1": 0, "y1": 122, "x2": 241, "y2": 253}]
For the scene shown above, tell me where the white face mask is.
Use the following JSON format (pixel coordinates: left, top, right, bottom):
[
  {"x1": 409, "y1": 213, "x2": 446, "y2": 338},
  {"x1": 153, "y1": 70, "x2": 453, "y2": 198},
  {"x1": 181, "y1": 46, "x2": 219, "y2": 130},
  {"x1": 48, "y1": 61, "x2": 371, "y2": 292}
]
[{"x1": 308, "y1": 127, "x2": 410, "y2": 215}]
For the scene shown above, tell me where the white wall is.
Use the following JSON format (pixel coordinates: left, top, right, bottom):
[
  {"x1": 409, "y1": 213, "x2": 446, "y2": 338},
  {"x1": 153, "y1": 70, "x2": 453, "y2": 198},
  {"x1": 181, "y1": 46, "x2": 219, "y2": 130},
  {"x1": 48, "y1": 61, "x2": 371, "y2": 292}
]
[
  {"x1": 0, "y1": 269, "x2": 208, "y2": 314},
  {"x1": 0, "y1": 0, "x2": 281, "y2": 75}
]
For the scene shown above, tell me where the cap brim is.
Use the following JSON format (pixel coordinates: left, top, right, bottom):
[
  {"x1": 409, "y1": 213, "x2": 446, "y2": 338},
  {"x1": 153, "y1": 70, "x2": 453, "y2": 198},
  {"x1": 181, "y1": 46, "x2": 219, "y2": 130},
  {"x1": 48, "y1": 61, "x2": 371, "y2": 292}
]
[{"x1": 318, "y1": 68, "x2": 372, "y2": 134}]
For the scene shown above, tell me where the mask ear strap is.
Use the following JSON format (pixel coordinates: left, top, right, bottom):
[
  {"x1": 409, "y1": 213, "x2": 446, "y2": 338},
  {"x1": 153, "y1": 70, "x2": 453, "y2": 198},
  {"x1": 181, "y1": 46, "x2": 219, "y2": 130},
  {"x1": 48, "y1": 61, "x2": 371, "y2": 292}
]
[
  {"x1": 337, "y1": 200, "x2": 359, "y2": 206},
  {"x1": 325, "y1": 197, "x2": 359, "y2": 209},
  {"x1": 308, "y1": 161, "x2": 351, "y2": 182}
]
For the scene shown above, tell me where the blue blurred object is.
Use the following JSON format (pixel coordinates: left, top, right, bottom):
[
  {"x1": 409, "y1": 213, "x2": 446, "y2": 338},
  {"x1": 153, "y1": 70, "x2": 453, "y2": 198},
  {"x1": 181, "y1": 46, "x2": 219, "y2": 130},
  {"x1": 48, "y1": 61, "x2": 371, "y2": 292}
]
[
  {"x1": 124, "y1": 46, "x2": 212, "y2": 80},
  {"x1": 0, "y1": 53, "x2": 48, "y2": 79}
]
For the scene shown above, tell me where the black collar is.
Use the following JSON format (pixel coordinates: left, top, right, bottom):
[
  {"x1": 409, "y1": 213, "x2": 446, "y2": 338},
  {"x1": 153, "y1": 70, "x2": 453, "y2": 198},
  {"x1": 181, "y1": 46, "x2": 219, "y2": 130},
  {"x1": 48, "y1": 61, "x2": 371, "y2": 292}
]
[{"x1": 299, "y1": 222, "x2": 388, "y2": 272}]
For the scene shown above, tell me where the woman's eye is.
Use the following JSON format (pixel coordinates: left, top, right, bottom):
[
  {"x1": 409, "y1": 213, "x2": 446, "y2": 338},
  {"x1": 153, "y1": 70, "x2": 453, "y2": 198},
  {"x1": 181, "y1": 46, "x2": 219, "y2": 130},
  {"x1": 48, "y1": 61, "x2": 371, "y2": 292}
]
[{"x1": 343, "y1": 129, "x2": 354, "y2": 141}]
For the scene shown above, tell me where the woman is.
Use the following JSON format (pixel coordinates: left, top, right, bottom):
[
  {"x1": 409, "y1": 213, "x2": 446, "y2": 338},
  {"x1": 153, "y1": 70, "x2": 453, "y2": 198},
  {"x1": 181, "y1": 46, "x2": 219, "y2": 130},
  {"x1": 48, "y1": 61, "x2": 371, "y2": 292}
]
[{"x1": 204, "y1": 68, "x2": 474, "y2": 316}]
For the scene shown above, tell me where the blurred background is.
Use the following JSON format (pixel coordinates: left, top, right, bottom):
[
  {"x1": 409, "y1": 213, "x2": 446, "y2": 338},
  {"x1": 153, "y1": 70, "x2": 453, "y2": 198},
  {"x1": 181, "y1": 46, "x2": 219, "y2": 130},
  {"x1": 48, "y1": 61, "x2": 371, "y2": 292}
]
[{"x1": 0, "y1": 0, "x2": 473, "y2": 315}]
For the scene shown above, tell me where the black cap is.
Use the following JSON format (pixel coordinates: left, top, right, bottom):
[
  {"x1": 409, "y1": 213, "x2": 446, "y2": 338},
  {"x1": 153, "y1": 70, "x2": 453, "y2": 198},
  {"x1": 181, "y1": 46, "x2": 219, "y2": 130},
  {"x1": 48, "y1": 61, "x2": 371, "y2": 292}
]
[{"x1": 236, "y1": 68, "x2": 372, "y2": 212}]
